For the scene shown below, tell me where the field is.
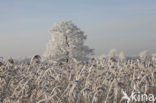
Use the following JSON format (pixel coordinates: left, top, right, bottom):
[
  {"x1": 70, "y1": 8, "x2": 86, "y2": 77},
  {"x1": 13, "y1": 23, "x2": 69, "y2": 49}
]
[{"x1": 0, "y1": 56, "x2": 156, "y2": 103}]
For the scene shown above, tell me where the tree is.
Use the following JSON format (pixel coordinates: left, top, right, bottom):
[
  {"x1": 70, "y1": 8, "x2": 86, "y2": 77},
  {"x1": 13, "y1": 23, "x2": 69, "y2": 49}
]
[
  {"x1": 108, "y1": 49, "x2": 117, "y2": 58},
  {"x1": 43, "y1": 20, "x2": 94, "y2": 62},
  {"x1": 119, "y1": 51, "x2": 126, "y2": 61},
  {"x1": 139, "y1": 50, "x2": 149, "y2": 60}
]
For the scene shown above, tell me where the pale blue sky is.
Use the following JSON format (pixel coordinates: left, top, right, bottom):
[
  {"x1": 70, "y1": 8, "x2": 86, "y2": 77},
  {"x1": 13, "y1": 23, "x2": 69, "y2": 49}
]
[{"x1": 0, "y1": 0, "x2": 156, "y2": 57}]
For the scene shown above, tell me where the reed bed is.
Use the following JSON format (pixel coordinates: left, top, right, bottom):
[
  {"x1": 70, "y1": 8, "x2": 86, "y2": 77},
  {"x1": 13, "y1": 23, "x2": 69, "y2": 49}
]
[{"x1": 0, "y1": 56, "x2": 156, "y2": 103}]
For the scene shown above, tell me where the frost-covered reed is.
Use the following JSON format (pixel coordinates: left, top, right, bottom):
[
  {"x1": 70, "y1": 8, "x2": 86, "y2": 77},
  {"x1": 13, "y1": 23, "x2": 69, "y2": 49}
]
[{"x1": 0, "y1": 55, "x2": 156, "y2": 103}]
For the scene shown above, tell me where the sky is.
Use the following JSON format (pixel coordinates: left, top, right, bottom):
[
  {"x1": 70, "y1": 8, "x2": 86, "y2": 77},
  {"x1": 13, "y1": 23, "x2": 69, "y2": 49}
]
[{"x1": 0, "y1": 0, "x2": 156, "y2": 57}]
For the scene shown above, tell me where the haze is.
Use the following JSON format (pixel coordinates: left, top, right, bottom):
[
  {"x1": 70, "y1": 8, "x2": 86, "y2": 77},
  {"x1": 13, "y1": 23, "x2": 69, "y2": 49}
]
[{"x1": 0, "y1": 0, "x2": 156, "y2": 57}]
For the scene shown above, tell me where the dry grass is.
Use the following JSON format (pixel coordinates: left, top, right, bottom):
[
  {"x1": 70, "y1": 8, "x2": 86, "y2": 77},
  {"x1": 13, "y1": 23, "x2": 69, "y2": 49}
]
[{"x1": 0, "y1": 56, "x2": 156, "y2": 103}]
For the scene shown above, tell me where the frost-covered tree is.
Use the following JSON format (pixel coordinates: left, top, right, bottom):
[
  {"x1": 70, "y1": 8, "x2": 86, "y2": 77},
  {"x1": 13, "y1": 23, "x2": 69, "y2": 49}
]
[
  {"x1": 119, "y1": 51, "x2": 126, "y2": 61},
  {"x1": 152, "y1": 54, "x2": 156, "y2": 61},
  {"x1": 139, "y1": 50, "x2": 149, "y2": 60},
  {"x1": 108, "y1": 49, "x2": 117, "y2": 58},
  {"x1": 43, "y1": 20, "x2": 94, "y2": 61}
]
